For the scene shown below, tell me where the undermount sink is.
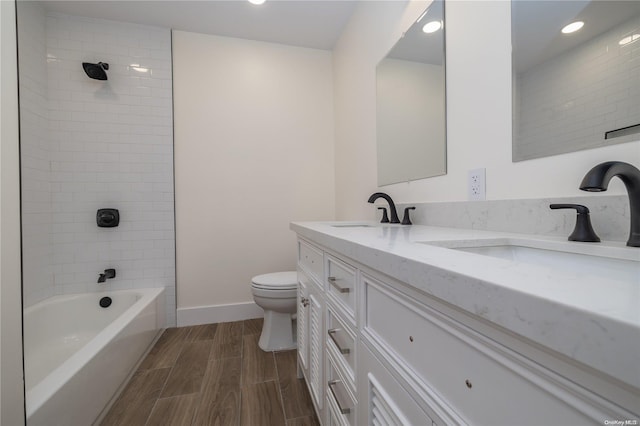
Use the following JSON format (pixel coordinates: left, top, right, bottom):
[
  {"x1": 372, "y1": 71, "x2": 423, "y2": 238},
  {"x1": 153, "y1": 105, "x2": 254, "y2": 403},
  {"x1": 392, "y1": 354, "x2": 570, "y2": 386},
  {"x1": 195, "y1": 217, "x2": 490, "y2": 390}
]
[{"x1": 422, "y1": 238, "x2": 640, "y2": 283}]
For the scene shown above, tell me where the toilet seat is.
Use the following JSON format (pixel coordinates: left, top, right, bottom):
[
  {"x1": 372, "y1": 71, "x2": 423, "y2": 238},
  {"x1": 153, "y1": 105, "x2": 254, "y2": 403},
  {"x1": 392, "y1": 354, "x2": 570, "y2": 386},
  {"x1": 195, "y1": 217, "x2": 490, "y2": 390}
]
[{"x1": 251, "y1": 271, "x2": 297, "y2": 290}]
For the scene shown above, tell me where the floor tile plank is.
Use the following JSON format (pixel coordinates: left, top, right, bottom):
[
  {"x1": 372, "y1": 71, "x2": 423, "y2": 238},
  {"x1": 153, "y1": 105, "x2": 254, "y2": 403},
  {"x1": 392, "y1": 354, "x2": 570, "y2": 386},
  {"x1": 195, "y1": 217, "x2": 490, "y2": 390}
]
[
  {"x1": 243, "y1": 318, "x2": 264, "y2": 335},
  {"x1": 138, "y1": 327, "x2": 191, "y2": 370},
  {"x1": 161, "y1": 340, "x2": 211, "y2": 397},
  {"x1": 286, "y1": 415, "x2": 321, "y2": 426},
  {"x1": 210, "y1": 321, "x2": 243, "y2": 359},
  {"x1": 100, "y1": 368, "x2": 170, "y2": 426},
  {"x1": 242, "y1": 333, "x2": 277, "y2": 385},
  {"x1": 146, "y1": 394, "x2": 199, "y2": 426},
  {"x1": 188, "y1": 323, "x2": 218, "y2": 341},
  {"x1": 240, "y1": 381, "x2": 286, "y2": 426},
  {"x1": 193, "y1": 357, "x2": 241, "y2": 426},
  {"x1": 275, "y1": 350, "x2": 315, "y2": 419}
]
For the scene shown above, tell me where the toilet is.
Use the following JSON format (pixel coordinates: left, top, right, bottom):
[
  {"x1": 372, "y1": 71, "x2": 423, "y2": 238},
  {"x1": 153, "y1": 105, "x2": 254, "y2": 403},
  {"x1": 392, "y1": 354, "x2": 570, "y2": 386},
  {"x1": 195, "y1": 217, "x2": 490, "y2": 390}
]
[{"x1": 250, "y1": 271, "x2": 298, "y2": 352}]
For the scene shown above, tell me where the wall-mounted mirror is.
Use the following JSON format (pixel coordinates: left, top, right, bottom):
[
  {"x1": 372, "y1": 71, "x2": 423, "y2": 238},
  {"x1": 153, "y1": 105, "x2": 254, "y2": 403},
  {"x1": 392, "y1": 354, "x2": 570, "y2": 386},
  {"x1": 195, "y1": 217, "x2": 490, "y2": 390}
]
[
  {"x1": 512, "y1": 0, "x2": 640, "y2": 162},
  {"x1": 376, "y1": 0, "x2": 446, "y2": 186}
]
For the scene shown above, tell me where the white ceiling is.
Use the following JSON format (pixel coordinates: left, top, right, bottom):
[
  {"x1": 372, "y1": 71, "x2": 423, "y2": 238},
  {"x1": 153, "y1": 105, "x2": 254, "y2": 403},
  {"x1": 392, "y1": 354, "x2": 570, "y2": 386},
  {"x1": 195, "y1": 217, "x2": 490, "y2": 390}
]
[
  {"x1": 513, "y1": 0, "x2": 640, "y2": 72},
  {"x1": 42, "y1": 0, "x2": 360, "y2": 50},
  {"x1": 387, "y1": 0, "x2": 443, "y2": 65}
]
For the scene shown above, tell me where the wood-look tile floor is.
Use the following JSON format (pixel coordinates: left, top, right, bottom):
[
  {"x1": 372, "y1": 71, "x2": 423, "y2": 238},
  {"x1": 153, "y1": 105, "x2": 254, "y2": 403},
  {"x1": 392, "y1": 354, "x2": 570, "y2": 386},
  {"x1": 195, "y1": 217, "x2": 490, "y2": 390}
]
[{"x1": 101, "y1": 319, "x2": 319, "y2": 426}]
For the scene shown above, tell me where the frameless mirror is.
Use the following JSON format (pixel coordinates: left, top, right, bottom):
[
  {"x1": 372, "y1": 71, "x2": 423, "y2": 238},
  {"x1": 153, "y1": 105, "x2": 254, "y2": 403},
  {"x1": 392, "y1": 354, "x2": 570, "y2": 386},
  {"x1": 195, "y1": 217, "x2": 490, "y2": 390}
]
[
  {"x1": 512, "y1": 0, "x2": 640, "y2": 162},
  {"x1": 376, "y1": 0, "x2": 446, "y2": 186}
]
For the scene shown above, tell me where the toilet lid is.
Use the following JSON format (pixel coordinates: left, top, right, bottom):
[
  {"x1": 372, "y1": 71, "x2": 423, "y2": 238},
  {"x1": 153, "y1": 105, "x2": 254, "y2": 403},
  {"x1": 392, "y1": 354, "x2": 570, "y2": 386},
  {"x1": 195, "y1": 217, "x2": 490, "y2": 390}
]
[{"x1": 251, "y1": 271, "x2": 298, "y2": 290}]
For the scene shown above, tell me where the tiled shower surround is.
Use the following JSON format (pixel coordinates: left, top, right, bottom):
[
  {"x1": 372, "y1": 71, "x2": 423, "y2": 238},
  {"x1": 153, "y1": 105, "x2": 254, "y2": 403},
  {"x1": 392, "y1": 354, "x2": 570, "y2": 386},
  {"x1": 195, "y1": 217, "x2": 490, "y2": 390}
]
[
  {"x1": 18, "y1": 4, "x2": 176, "y2": 325},
  {"x1": 514, "y1": 15, "x2": 640, "y2": 160}
]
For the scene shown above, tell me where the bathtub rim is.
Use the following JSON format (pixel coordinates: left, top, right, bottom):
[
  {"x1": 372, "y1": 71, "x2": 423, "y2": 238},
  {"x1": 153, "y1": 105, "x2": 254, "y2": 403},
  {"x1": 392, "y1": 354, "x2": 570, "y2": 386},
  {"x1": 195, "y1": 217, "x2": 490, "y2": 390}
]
[{"x1": 25, "y1": 287, "x2": 165, "y2": 418}]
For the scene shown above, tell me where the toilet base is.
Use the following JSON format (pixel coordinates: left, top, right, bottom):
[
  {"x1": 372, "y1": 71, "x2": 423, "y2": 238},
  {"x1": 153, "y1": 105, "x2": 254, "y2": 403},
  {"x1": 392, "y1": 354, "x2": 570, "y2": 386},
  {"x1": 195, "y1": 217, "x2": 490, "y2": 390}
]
[{"x1": 258, "y1": 311, "x2": 297, "y2": 352}]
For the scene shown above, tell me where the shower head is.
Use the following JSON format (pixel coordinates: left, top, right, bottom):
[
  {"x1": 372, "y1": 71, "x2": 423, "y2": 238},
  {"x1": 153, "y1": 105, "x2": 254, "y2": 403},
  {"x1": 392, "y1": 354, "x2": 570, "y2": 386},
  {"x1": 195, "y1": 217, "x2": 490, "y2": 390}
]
[{"x1": 82, "y1": 62, "x2": 109, "y2": 80}]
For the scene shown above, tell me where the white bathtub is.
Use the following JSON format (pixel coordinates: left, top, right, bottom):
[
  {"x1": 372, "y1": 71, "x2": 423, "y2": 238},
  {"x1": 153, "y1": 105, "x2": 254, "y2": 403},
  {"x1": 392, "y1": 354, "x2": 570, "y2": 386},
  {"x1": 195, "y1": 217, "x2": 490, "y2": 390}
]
[{"x1": 24, "y1": 288, "x2": 166, "y2": 425}]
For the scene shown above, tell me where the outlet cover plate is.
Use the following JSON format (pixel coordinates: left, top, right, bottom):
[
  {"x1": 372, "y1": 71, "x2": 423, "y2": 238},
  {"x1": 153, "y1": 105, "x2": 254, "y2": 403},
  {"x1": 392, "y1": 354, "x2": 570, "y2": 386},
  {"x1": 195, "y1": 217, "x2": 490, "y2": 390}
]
[{"x1": 468, "y1": 168, "x2": 486, "y2": 201}]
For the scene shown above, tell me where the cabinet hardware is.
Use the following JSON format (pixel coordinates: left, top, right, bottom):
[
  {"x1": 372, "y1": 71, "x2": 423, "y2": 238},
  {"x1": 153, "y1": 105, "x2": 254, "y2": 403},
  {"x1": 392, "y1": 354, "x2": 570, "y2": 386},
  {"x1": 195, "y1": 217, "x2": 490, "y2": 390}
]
[
  {"x1": 301, "y1": 297, "x2": 309, "y2": 307},
  {"x1": 409, "y1": 336, "x2": 414, "y2": 342},
  {"x1": 328, "y1": 380, "x2": 352, "y2": 414},
  {"x1": 465, "y1": 379, "x2": 473, "y2": 389},
  {"x1": 328, "y1": 328, "x2": 351, "y2": 354},
  {"x1": 328, "y1": 276, "x2": 350, "y2": 293}
]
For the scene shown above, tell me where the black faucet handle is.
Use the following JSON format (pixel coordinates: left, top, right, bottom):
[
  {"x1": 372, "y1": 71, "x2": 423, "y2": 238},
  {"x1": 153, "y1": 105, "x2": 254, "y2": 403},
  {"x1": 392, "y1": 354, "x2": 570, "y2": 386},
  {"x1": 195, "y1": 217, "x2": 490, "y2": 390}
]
[
  {"x1": 377, "y1": 207, "x2": 389, "y2": 223},
  {"x1": 104, "y1": 268, "x2": 116, "y2": 279},
  {"x1": 549, "y1": 204, "x2": 600, "y2": 242},
  {"x1": 549, "y1": 204, "x2": 590, "y2": 214},
  {"x1": 402, "y1": 207, "x2": 416, "y2": 225}
]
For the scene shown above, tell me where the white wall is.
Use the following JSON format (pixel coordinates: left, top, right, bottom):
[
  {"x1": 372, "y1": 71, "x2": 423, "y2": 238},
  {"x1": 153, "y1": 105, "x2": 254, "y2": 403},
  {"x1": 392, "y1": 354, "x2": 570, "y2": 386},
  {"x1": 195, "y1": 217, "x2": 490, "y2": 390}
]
[
  {"x1": 333, "y1": 0, "x2": 640, "y2": 220},
  {"x1": 1, "y1": 0, "x2": 26, "y2": 423},
  {"x1": 173, "y1": 31, "x2": 335, "y2": 324}
]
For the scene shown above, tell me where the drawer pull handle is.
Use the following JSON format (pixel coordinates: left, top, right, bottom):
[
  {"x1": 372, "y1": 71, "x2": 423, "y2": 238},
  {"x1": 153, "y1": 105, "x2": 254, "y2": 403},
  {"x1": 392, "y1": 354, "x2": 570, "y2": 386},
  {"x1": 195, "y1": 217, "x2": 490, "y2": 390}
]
[
  {"x1": 328, "y1": 380, "x2": 351, "y2": 414},
  {"x1": 328, "y1": 276, "x2": 350, "y2": 293},
  {"x1": 328, "y1": 328, "x2": 351, "y2": 354}
]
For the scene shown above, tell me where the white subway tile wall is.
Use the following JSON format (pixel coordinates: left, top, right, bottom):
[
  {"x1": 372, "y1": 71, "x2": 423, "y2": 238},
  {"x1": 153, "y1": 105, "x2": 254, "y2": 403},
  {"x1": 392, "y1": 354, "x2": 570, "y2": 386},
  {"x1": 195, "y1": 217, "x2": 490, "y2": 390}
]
[
  {"x1": 515, "y1": 15, "x2": 640, "y2": 160},
  {"x1": 20, "y1": 10, "x2": 176, "y2": 326},
  {"x1": 18, "y1": 2, "x2": 54, "y2": 306}
]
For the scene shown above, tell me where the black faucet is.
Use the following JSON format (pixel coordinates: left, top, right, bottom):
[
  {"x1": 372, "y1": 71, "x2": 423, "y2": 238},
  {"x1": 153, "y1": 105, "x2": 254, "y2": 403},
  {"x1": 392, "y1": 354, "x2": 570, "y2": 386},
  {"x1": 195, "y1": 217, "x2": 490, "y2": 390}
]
[
  {"x1": 368, "y1": 192, "x2": 400, "y2": 223},
  {"x1": 579, "y1": 161, "x2": 640, "y2": 247},
  {"x1": 98, "y1": 268, "x2": 116, "y2": 283}
]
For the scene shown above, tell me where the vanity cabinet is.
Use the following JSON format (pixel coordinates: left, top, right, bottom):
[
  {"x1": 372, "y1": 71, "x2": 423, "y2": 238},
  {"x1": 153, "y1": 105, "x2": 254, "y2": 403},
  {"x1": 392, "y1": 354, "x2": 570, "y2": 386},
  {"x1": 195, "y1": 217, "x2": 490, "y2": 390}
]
[
  {"x1": 295, "y1": 236, "x2": 638, "y2": 425},
  {"x1": 297, "y1": 240, "x2": 326, "y2": 414}
]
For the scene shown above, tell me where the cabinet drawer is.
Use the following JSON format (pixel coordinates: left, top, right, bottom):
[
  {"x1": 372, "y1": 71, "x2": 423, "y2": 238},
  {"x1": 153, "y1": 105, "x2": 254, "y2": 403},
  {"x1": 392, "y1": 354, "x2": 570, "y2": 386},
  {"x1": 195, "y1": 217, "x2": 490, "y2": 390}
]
[
  {"x1": 327, "y1": 356, "x2": 356, "y2": 426},
  {"x1": 364, "y1": 276, "x2": 603, "y2": 425},
  {"x1": 359, "y1": 342, "x2": 436, "y2": 426},
  {"x1": 298, "y1": 239, "x2": 323, "y2": 284},
  {"x1": 326, "y1": 255, "x2": 356, "y2": 317},
  {"x1": 327, "y1": 395, "x2": 347, "y2": 426},
  {"x1": 327, "y1": 306, "x2": 356, "y2": 387}
]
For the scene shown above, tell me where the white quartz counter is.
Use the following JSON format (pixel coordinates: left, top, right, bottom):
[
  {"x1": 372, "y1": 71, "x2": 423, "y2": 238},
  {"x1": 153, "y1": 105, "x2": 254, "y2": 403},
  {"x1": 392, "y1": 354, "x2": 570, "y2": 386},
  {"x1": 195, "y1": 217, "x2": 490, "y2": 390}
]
[{"x1": 290, "y1": 221, "x2": 640, "y2": 390}]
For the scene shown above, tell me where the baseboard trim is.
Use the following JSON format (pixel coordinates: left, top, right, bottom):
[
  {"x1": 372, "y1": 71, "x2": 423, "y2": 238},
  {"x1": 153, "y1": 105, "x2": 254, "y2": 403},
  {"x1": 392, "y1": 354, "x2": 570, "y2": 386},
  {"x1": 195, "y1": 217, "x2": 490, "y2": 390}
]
[{"x1": 177, "y1": 301, "x2": 264, "y2": 326}]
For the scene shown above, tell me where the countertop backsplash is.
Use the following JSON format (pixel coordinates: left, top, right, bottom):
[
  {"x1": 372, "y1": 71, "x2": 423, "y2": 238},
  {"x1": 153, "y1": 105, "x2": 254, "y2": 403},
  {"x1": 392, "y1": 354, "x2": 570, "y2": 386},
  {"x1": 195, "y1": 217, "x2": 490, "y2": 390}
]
[{"x1": 397, "y1": 195, "x2": 629, "y2": 242}]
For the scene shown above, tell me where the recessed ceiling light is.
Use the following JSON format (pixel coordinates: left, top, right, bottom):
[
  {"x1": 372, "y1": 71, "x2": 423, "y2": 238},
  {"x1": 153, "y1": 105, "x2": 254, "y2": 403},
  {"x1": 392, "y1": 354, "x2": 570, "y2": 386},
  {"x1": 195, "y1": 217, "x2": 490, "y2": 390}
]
[
  {"x1": 248, "y1": 0, "x2": 266, "y2": 4},
  {"x1": 422, "y1": 21, "x2": 442, "y2": 34},
  {"x1": 619, "y1": 34, "x2": 640, "y2": 46},
  {"x1": 561, "y1": 21, "x2": 584, "y2": 34}
]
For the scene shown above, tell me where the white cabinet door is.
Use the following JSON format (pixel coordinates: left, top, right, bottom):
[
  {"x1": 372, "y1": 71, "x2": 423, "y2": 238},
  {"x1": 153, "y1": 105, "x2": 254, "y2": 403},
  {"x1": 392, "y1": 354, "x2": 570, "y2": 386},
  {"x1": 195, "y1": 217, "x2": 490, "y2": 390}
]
[
  {"x1": 297, "y1": 276, "x2": 309, "y2": 374},
  {"x1": 309, "y1": 292, "x2": 324, "y2": 410}
]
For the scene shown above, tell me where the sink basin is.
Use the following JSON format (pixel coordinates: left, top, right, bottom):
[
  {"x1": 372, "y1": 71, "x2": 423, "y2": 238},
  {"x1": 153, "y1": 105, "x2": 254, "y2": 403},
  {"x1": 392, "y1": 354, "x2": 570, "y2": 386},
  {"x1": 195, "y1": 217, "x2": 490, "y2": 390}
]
[{"x1": 423, "y1": 238, "x2": 640, "y2": 283}]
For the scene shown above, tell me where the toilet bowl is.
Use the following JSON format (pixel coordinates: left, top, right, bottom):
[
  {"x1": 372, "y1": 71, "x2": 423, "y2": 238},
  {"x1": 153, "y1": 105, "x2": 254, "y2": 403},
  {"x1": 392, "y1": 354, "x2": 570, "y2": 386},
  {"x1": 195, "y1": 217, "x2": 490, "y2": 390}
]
[{"x1": 251, "y1": 271, "x2": 298, "y2": 352}]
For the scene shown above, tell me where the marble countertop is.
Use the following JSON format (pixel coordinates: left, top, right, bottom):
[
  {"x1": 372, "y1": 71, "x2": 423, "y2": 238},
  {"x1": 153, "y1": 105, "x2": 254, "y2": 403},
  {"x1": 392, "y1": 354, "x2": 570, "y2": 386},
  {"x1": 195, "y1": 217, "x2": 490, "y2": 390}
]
[{"x1": 290, "y1": 221, "x2": 640, "y2": 390}]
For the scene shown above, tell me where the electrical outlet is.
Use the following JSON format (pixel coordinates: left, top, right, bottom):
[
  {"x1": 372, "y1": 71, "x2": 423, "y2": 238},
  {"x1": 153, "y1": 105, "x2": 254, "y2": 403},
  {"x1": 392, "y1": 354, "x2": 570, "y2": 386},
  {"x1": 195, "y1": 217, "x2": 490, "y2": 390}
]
[{"x1": 468, "y1": 168, "x2": 486, "y2": 201}]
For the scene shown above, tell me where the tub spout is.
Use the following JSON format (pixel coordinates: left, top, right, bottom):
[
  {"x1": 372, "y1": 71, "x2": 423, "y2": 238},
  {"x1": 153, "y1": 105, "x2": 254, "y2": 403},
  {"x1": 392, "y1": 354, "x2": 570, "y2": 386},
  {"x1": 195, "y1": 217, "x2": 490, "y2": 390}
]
[{"x1": 98, "y1": 268, "x2": 116, "y2": 283}]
